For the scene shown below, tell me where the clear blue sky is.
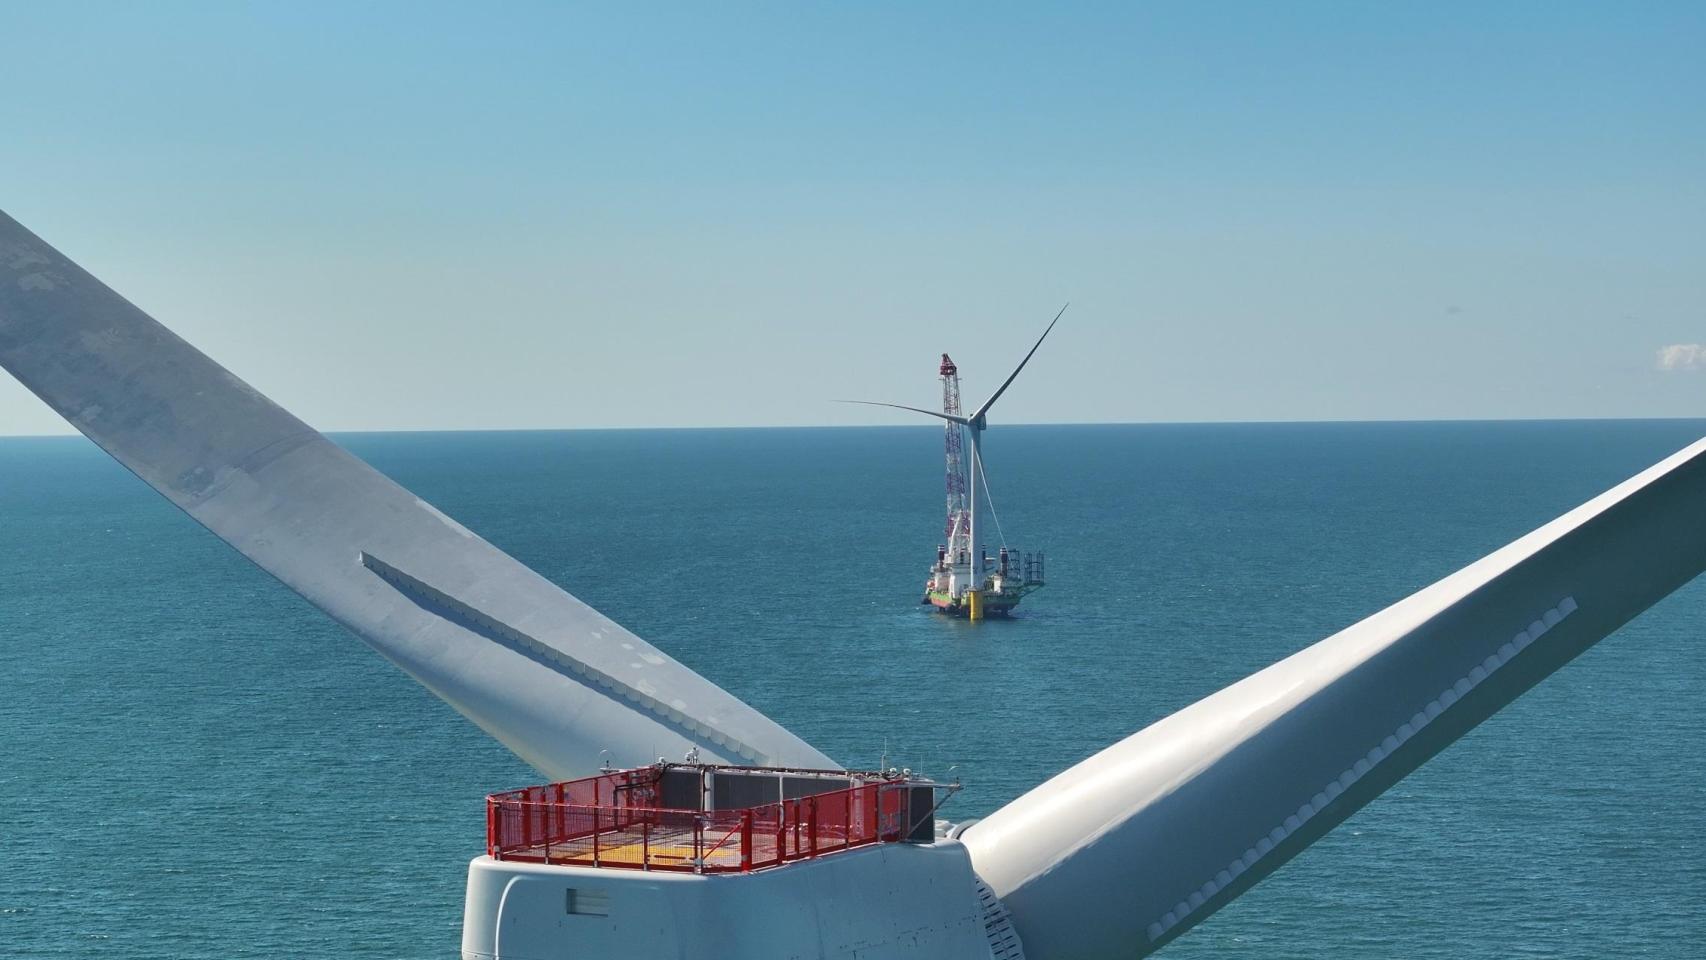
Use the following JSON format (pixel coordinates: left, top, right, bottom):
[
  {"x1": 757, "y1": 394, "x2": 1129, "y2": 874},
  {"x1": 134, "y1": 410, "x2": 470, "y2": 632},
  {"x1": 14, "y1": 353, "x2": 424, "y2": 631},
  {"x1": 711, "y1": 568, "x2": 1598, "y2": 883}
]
[{"x1": 2, "y1": 2, "x2": 1702, "y2": 434}]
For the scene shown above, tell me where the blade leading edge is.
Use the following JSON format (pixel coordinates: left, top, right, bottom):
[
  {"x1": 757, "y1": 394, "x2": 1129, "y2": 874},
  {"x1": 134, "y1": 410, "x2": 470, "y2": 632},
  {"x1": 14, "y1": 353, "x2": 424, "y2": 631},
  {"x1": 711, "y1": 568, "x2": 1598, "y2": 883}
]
[
  {"x1": 961, "y1": 433, "x2": 1706, "y2": 958},
  {"x1": 0, "y1": 210, "x2": 834, "y2": 779},
  {"x1": 968, "y1": 302, "x2": 1067, "y2": 424},
  {"x1": 836, "y1": 398, "x2": 970, "y2": 425}
]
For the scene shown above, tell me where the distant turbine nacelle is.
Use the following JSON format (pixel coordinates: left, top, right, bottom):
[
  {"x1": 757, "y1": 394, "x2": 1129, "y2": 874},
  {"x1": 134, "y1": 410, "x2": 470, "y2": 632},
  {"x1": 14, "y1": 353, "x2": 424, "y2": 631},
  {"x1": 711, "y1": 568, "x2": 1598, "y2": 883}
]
[{"x1": 839, "y1": 302, "x2": 1067, "y2": 434}]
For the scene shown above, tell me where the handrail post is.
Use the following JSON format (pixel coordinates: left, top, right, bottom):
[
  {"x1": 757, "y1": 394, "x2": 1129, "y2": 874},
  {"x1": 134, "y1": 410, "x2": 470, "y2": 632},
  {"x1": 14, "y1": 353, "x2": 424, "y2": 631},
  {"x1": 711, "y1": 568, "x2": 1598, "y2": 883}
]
[
  {"x1": 694, "y1": 816, "x2": 704, "y2": 875},
  {"x1": 869, "y1": 784, "x2": 880, "y2": 843},
  {"x1": 642, "y1": 817, "x2": 651, "y2": 871},
  {"x1": 741, "y1": 810, "x2": 753, "y2": 872},
  {"x1": 847, "y1": 785, "x2": 857, "y2": 850},
  {"x1": 556, "y1": 782, "x2": 567, "y2": 846},
  {"x1": 808, "y1": 796, "x2": 819, "y2": 858}
]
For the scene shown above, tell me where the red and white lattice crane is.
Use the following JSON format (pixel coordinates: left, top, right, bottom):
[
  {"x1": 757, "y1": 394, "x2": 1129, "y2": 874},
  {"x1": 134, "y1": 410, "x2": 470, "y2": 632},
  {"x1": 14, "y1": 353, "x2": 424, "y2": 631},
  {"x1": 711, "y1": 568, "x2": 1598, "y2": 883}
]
[{"x1": 939, "y1": 353, "x2": 972, "y2": 568}]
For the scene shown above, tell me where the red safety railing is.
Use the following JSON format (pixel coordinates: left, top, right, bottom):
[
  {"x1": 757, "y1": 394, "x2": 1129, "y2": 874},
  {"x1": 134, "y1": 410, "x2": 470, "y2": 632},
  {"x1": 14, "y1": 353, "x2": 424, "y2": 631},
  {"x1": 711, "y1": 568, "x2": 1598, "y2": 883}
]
[{"x1": 486, "y1": 769, "x2": 918, "y2": 874}]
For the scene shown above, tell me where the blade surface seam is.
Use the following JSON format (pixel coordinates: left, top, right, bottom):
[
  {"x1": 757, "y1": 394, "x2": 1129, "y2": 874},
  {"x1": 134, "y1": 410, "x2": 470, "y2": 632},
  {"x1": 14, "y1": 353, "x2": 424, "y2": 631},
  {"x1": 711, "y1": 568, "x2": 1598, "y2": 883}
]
[{"x1": 359, "y1": 551, "x2": 766, "y2": 762}]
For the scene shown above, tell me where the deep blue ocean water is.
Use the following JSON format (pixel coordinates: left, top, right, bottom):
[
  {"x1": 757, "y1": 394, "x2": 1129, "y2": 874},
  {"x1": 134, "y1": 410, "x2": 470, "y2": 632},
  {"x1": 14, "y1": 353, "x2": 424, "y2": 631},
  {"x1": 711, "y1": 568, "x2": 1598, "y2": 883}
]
[{"x1": 3, "y1": 420, "x2": 1705, "y2": 958}]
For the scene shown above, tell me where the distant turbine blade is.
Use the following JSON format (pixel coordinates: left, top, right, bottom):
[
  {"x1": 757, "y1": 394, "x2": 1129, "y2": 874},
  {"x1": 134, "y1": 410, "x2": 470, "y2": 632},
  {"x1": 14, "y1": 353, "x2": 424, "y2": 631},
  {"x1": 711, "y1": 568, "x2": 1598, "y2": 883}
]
[
  {"x1": 0, "y1": 209, "x2": 835, "y2": 780},
  {"x1": 836, "y1": 398, "x2": 970, "y2": 425},
  {"x1": 961, "y1": 434, "x2": 1706, "y2": 958},
  {"x1": 969, "y1": 302, "x2": 1068, "y2": 424}
]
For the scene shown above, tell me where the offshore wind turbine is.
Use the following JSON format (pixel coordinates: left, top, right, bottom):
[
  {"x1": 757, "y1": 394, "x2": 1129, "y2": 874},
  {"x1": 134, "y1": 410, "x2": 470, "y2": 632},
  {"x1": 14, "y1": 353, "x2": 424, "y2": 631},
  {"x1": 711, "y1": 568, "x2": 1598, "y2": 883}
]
[
  {"x1": 843, "y1": 304, "x2": 1066, "y2": 618},
  {"x1": 5, "y1": 210, "x2": 1706, "y2": 959}
]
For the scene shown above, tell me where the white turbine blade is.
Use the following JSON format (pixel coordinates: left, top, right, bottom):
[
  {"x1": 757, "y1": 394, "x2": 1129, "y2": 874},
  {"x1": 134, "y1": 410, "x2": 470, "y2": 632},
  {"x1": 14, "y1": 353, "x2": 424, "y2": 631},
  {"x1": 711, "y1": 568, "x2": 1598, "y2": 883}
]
[
  {"x1": 836, "y1": 398, "x2": 970, "y2": 425},
  {"x1": 0, "y1": 210, "x2": 833, "y2": 779},
  {"x1": 968, "y1": 302, "x2": 1067, "y2": 424},
  {"x1": 961, "y1": 434, "x2": 1706, "y2": 958}
]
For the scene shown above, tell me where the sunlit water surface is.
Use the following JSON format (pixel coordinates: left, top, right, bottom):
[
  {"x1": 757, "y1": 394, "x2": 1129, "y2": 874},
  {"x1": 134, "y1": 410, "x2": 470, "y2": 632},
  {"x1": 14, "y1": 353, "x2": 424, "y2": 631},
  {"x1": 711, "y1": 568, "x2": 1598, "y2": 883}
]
[{"x1": 3, "y1": 421, "x2": 1704, "y2": 958}]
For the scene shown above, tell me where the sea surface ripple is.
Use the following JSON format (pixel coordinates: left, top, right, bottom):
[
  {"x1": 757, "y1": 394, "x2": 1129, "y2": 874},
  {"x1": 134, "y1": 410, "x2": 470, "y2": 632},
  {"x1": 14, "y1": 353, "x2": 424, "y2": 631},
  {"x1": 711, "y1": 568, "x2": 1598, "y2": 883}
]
[{"x1": 3, "y1": 421, "x2": 1704, "y2": 957}]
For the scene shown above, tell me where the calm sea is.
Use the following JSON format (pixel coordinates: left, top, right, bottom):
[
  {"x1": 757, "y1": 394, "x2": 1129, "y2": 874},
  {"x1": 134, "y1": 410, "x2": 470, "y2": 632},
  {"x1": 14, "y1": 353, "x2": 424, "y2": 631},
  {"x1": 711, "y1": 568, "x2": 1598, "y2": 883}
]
[{"x1": 3, "y1": 421, "x2": 1704, "y2": 958}]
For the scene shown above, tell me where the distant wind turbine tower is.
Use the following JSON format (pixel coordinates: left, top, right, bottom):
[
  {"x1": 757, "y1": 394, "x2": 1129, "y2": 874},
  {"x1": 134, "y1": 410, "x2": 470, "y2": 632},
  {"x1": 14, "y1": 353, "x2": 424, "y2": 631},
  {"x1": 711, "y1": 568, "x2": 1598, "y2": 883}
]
[{"x1": 845, "y1": 304, "x2": 1066, "y2": 619}]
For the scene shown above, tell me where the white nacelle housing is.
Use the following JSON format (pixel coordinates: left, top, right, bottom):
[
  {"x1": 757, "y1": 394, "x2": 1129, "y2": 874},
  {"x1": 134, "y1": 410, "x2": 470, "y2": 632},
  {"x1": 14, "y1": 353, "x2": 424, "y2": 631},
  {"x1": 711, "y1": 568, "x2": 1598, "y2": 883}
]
[{"x1": 461, "y1": 840, "x2": 1005, "y2": 960}]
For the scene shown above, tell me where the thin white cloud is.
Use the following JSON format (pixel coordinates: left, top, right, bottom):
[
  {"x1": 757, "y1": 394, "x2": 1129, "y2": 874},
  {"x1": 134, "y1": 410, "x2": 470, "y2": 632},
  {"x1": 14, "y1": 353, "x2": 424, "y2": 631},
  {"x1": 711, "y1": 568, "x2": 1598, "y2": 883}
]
[{"x1": 1656, "y1": 344, "x2": 1706, "y2": 372}]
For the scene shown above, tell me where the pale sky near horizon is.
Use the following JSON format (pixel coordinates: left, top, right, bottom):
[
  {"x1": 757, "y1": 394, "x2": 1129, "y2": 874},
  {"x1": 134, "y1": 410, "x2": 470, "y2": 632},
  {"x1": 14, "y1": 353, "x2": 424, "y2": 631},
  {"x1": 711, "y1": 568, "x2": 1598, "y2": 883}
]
[{"x1": 1, "y1": 2, "x2": 1702, "y2": 436}]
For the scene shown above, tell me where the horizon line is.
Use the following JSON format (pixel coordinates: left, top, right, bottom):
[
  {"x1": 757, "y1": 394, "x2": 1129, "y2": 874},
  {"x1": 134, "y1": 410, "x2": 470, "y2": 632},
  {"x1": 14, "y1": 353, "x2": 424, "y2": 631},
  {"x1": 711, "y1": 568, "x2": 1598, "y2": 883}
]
[{"x1": 6, "y1": 413, "x2": 1706, "y2": 441}]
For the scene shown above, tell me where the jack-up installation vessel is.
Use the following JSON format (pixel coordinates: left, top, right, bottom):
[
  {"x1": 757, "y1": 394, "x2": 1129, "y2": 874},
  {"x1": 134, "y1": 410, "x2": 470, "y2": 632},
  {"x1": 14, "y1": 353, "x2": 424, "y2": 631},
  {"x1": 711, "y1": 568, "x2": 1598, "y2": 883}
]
[{"x1": 849, "y1": 307, "x2": 1066, "y2": 619}]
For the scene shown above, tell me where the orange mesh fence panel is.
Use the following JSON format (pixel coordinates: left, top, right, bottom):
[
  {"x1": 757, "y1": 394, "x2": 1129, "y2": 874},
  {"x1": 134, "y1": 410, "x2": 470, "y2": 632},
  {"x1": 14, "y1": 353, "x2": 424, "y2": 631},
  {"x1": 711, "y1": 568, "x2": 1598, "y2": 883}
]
[
  {"x1": 776, "y1": 797, "x2": 807, "y2": 862},
  {"x1": 698, "y1": 811, "x2": 747, "y2": 872},
  {"x1": 636, "y1": 809, "x2": 704, "y2": 871},
  {"x1": 749, "y1": 803, "x2": 785, "y2": 869},
  {"x1": 488, "y1": 769, "x2": 939, "y2": 873},
  {"x1": 851, "y1": 784, "x2": 876, "y2": 847},
  {"x1": 878, "y1": 783, "x2": 909, "y2": 841},
  {"x1": 815, "y1": 788, "x2": 852, "y2": 854},
  {"x1": 489, "y1": 802, "x2": 607, "y2": 862}
]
